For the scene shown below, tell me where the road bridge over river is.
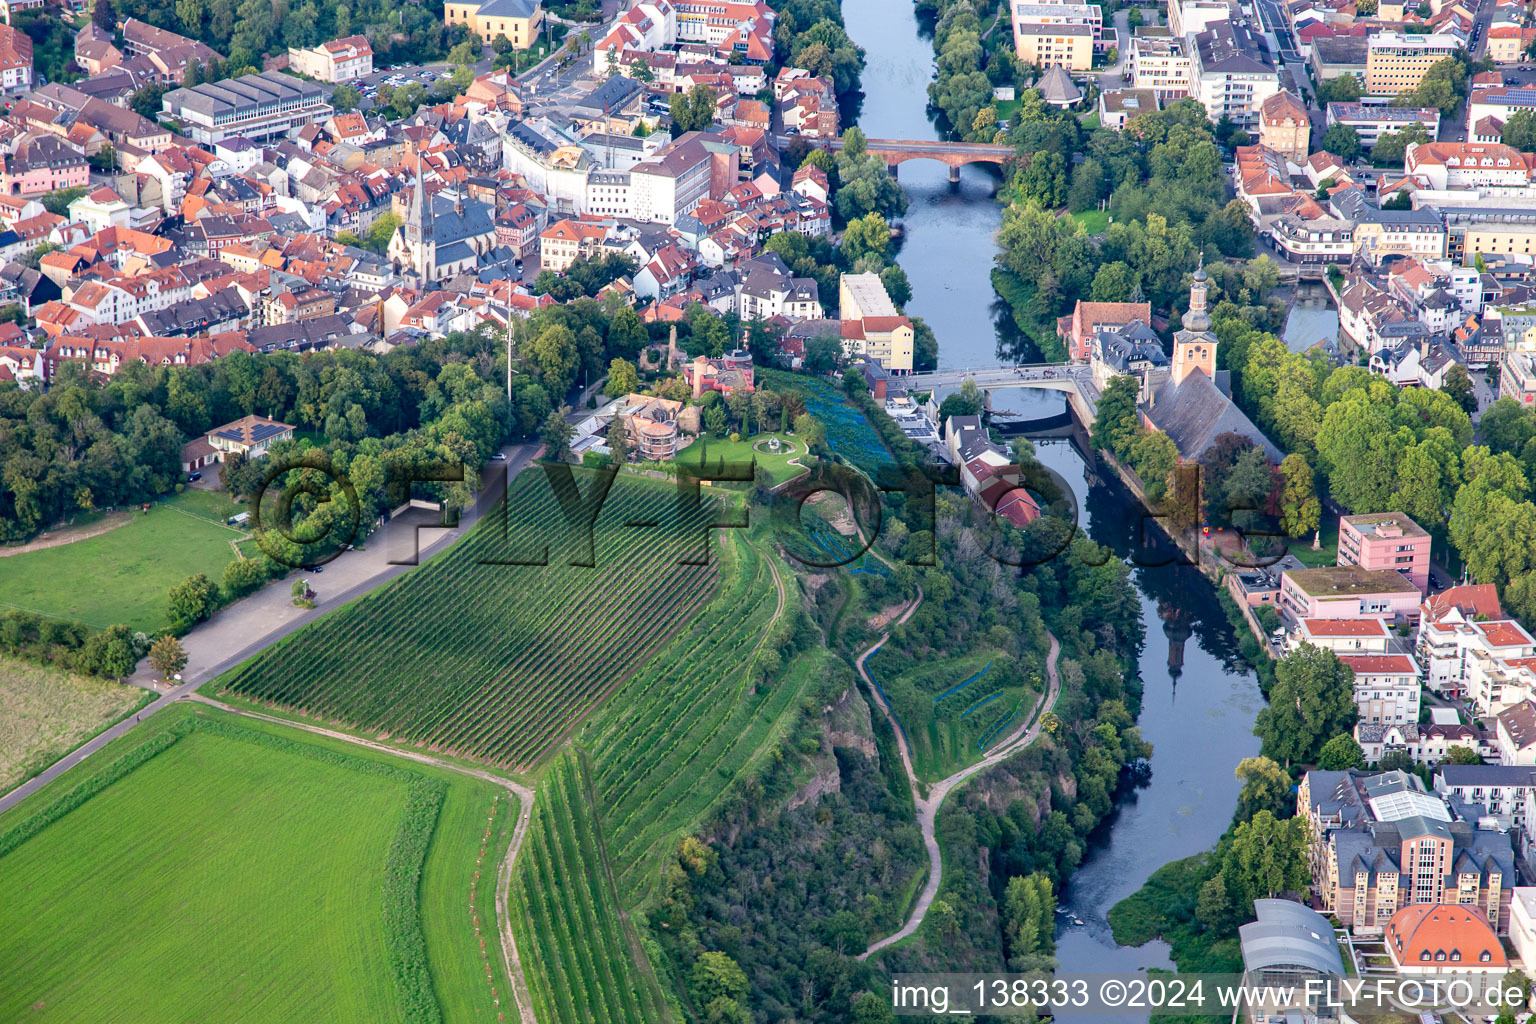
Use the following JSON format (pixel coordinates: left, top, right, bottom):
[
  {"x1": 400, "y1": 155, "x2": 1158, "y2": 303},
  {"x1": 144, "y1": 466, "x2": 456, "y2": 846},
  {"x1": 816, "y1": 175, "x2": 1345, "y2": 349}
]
[{"x1": 901, "y1": 364, "x2": 1100, "y2": 426}]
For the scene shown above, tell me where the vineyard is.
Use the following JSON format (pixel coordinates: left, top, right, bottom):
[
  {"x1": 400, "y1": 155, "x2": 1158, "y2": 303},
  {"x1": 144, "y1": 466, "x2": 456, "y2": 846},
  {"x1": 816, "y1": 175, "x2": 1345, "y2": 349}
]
[
  {"x1": 865, "y1": 647, "x2": 1041, "y2": 781},
  {"x1": 508, "y1": 751, "x2": 669, "y2": 1024},
  {"x1": 584, "y1": 534, "x2": 811, "y2": 901},
  {"x1": 217, "y1": 473, "x2": 728, "y2": 768}
]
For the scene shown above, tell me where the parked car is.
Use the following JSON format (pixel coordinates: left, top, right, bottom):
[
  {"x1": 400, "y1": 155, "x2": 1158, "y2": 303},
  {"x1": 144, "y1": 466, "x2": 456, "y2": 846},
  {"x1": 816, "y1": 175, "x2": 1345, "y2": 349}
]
[
  {"x1": 490, "y1": 452, "x2": 508, "y2": 461},
  {"x1": 187, "y1": 471, "x2": 202, "y2": 482}
]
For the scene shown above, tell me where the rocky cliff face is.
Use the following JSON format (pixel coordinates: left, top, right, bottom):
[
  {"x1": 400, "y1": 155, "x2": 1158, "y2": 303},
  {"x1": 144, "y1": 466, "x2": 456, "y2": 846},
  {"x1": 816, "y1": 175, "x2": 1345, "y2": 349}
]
[{"x1": 786, "y1": 685, "x2": 881, "y2": 810}]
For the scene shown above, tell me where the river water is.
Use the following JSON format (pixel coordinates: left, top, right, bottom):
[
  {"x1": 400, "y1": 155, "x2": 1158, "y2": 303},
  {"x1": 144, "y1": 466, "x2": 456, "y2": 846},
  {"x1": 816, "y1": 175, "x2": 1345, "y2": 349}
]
[{"x1": 839, "y1": 0, "x2": 1266, "y2": 993}]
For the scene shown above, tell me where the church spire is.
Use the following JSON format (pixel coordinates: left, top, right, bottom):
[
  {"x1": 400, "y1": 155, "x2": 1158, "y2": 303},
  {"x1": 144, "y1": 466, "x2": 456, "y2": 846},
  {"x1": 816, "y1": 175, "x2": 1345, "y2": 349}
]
[{"x1": 1181, "y1": 252, "x2": 1210, "y2": 333}]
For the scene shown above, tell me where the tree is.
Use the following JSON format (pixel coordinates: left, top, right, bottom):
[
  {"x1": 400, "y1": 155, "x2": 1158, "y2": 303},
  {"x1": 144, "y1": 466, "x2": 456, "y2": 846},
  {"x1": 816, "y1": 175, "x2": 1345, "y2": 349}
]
[
  {"x1": 606, "y1": 357, "x2": 638, "y2": 397},
  {"x1": 1505, "y1": 110, "x2": 1536, "y2": 152},
  {"x1": 148, "y1": 635, "x2": 188, "y2": 678},
  {"x1": 1317, "y1": 733, "x2": 1365, "y2": 770},
  {"x1": 834, "y1": 127, "x2": 908, "y2": 221},
  {"x1": 92, "y1": 0, "x2": 115, "y2": 32},
  {"x1": 1391, "y1": 57, "x2": 1469, "y2": 115},
  {"x1": 1253, "y1": 644, "x2": 1357, "y2": 766},
  {"x1": 1091, "y1": 375, "x2": 1142, "y2": 458},
  {"x1": 1235, "y1": 756, "x2": 1294, "y2": 821},
  {"x1": 448, "y1": 39, "x2": 481, "y2": 66},
  {"x1": 1195, "y1": 873, "x2": 1232, "y2": 932},
  {"x1": 1002, "y1": 873, "x2": 1056, "y2": 969},
  {"x1": 167, "y1": 573, "x2": 220, "y2": 632},
  {"x1": 1223, "y1": 810, "x2": 1309, "y2": 905},
  {"x1": 332, "y1": 84, "x2": 361, "y2": 113},
  {"x1": 605, "y1": 417, "x2": 629, "y2": 463},
  {"x1": 540, "y1": 408, "x2": 573, "y2": 459},
  {"x1": 221, "y1": 557, "x2": 267, "y2": 599},
  {"x1": 1441, "y1": 363, "x2": 1477, "y2": 415},
  {"x1": 840, "y1": 211, "x2": 892, "y2": 264},
  {"x1": 1372, "y1": 123, "x2": 1431, "y2": 166},
  {"x1": 1317, "y1": 74, "x2": 1361, "y2": 105},
  {"x1": 692, "y1": 951, "x2": 748, "y2": 1005},
  {"x1": 1445, "y1": 745, "x2": 1483, "y2": 765},
  {"x1": 669, "y1": 85, "x2": 718, "y2": 134},
  {"x1": 804, "y1": 334, "x2": 840, "y2": 374},
  {"x1": 491, "y1": 32, "x2": 513, "y2": 54},
  {"x1": 1276, "y1": 453, "x2": 1321, "y2": 538},
  {"x1": 530, "y1": 323, "x2": 580, "y2": 396},
  {"x1": 1320, "y1": 123, "x2": 1363, "y2": 163},
  {"x1": 130, "y1": 83, "x2": 168, "y2": 120},
  {"x1": 1091, "y1": 261, "x2": 1137, "y2": 302}
]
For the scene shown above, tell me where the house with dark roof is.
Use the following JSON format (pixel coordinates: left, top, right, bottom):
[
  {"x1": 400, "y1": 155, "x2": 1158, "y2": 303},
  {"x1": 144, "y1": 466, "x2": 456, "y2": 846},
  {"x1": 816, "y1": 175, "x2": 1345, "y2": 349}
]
[{"x1": 206, "y1": 414, "x2": 295, "y2": 460}]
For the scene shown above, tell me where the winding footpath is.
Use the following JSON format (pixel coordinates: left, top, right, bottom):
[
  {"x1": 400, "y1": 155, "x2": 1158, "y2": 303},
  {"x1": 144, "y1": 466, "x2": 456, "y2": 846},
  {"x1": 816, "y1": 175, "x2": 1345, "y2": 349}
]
[
  {"x1": 191, "y1": 695, "x2": 540, "y2": 1024},
  {"x1": 856, "y1": 599, "x2": 1063, "y2": 960}
]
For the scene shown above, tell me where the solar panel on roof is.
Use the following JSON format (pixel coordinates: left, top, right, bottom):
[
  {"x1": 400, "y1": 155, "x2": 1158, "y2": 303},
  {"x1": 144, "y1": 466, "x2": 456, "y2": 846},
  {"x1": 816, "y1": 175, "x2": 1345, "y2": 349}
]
[{"x1": 248, "y1": 423, "x2": 287, "y2": 441}]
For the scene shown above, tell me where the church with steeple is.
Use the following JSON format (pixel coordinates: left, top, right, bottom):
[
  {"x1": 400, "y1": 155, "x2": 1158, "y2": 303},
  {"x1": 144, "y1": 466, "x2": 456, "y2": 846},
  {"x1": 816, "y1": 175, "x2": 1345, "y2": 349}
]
[
  {"x1": 1138, "y1": 257, "x2": 1282, "y2": 464},
  {"x1": 387, "y1": 162, "x2": 498, "y2": 287}
]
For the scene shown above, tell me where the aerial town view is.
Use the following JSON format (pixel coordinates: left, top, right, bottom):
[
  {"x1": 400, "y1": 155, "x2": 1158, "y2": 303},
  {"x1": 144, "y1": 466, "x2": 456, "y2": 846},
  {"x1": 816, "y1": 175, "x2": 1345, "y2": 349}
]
[{"x1": 12, "y1": 0, "x2": 1536, "y2": 1018}]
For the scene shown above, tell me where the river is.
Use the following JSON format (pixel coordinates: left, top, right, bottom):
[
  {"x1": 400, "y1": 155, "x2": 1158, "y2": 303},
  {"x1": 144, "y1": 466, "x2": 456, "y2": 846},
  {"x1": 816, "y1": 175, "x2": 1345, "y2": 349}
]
[{"x1": 839, "y1": 0, "x2": 1267, "y2": 997}]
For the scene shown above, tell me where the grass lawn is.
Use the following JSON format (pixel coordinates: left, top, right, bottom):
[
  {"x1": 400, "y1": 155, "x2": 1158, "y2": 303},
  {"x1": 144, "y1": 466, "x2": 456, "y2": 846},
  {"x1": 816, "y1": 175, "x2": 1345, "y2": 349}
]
[
  {"x1": 0, "y1": 705, "x2": 516, "y2": 1024},
  {"x1": 1288, "y1": 518, "x2": 1339, "y2": 567},
  {"x1": 0, "y1": 655, "x2": 146, "y2": 792},
  {"x1": 993, "y1": 98, "x2": 1022, "y2": 122},
  {"x1": 672, "y1": 432, "x2": 807, "y2": 486},
  {"x1": 0, "y1": 489, "x2": 252, "y2": 631},
  {"x1": 1078, "y1": 112, "x2": 1101, "y2": 130},
  {"x1": 1072, "y1": 208, "x2": 1111, "y2": 234}
]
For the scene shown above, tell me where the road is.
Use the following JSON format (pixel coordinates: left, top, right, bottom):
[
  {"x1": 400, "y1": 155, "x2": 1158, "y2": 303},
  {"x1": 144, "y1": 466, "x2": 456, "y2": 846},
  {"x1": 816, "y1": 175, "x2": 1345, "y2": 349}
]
[
  {"x1": 854, "y1": 598, "x2": 1064, "y2": 960},
  {"x1": 0, "y1": 442, "x2": 541, "y2": 817},
  {"x1": 1094, "y1": 8, "x2": 1131, "y2": 93}
]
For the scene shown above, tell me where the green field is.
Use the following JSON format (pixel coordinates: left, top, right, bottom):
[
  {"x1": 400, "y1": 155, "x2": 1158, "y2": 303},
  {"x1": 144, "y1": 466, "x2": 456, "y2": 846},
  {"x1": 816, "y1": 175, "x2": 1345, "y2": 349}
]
[
  {"x1": 866, "y1": 647, "x2": 1041, "y2": 782},
  {"x1": 0, "y1": 706, "x2": 515, "y2": 1024},
  {"x1": 673, "y1": 432, "x2": 807, "y2": 486},
  {"x1": 0, "y1": 489, "x2": 255, "y2": 631},
  {"x1": 0, "y1": 655, "x2": 146, "y2": 791},
  {"x1": 217, "y1": 472, "x2": 725, "y2": 769}
]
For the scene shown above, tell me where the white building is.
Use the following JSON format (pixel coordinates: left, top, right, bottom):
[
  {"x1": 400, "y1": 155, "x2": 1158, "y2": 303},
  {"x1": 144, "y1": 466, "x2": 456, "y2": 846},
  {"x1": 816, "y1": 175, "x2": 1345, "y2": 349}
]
[
  {"x1": 1342, "y1": 653, "x2": 1421, "y2": 726},
  {"x1": 1419, "y1": 611, "x2": 1536, "y2": 711},
  {"x1": 1130, "y1": 35, "x2": 1191, "y2": 99},
  {"x1": 287, "y1": 35, "x2": 373, "y2": 83},
  {"x1": 1289, "y1": 617, "x2": 1392, "y2": 653},
  {"x1": 1435, "y1": 764, "x2": 1536, "y2": 831},
  {"x1": 1168, "y1": 0, "x2": 1231, "y2": 38},
  {"x1": 1496, "y1": 701, "x2": 1536, "y2": 765},
  {"x1": 1406, "y1": 141, "x2": 1536, "y2": 192},
  {"x1": 1189, "y1": 20, "x2": 1281, "y2": 130}
]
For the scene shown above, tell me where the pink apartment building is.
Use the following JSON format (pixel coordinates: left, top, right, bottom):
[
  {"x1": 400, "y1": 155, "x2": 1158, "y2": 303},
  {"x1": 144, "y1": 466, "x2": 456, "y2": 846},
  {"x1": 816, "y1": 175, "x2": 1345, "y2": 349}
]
[
  {"x1": 1338, "y1": 511, "x2": 1431, "y2": 593},
  {"x1": 1280, "y1": 565, "x2": 1423, "y2": 622}
]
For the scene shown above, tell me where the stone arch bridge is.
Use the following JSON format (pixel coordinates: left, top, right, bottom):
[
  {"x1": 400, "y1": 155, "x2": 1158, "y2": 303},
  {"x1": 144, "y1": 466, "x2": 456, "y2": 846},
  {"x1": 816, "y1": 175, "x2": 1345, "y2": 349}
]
[{"x1": 809, "y1": 136, "x2": 1017, "y2": 182}]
